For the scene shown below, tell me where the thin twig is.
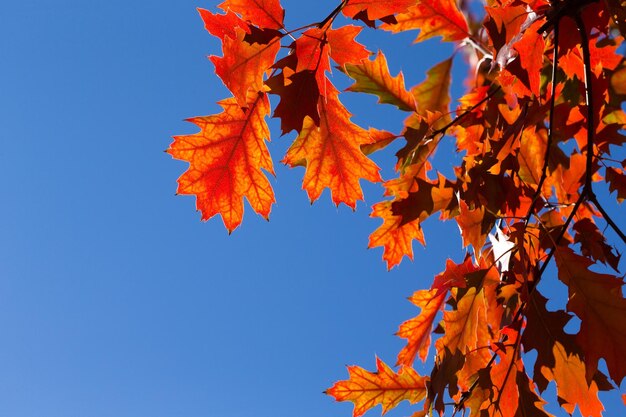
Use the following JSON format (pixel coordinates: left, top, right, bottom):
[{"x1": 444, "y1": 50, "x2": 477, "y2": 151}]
[
  {"x1": 525, "y1": 23, "x2": 559, "y2": 224},
  {"x1": 588, "y1": 192, "x2": 626, "y2": 243},
  {"x1": 429, "y1": 86, "x2": 501, "y2": 140}
]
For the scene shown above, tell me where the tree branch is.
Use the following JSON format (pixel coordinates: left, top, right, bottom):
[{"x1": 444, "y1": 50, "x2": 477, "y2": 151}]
[{"x1": 588, "y1": 191, "x2": 626, "y2": 244}]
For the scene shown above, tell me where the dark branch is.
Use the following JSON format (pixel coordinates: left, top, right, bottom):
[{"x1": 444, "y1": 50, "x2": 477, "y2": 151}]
[{"x1": 589, "y1": 192, "x2": 626, "y2": 244}]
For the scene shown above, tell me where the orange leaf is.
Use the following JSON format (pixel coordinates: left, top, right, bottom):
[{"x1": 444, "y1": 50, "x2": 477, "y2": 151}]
[
  {"x1": 382, "y1": 0, "x2": 470, "y2": 43},
  {"x1": 283, "y1": 87, "x2": 381, "y2": 207},
  {"x1": 326, "y1": 357, "x2": 428, "y2": 417},
  {"x1": 211, "y1": 28, "x2": 281, "y2": 107},
  {"x1": 511, "y1": 20, "x2": 546, "y2": 97},
  {"x1": 343, "y1": 52, "x2": 417, "y2": 111},
  {"x1": 555, "y1": 248, "x2": 626, "y2": 385},
  {"x1": 218, "y1": 0, "x2": 284, "y2": 29},
  {"x1": 516, "y1": 371, "x2": 554, "y2": 417},
  {"x1": 411, "y1": 57, "x2": 453, "y2": 127},
  {"x1": 487, "y1": 333, "x2": 522, "y2": 417},
  {"x1": 294, "y1": 26, "x2": 369, "y2": 93},
  {"x1": 168, "y1": 93, "x2": 275, "y2": 232},
  {"x1": 541, "y1": 342, "x2": 604, "y2": 417},
  {"x1": 198, "y1": 8, "x2": 247, "y2": 41},
  {"x1": 342, "y1": 0, "x2": 417, "y2": 20},
  {"x1": 457, "y1": 200, "x2": 490, "y2": 252},
  {"x1": 396, "y1": 257, "x2": 479, "y2": 366},
  {"x1": 369, "y1": 201, "x2": 425, "y2": 269},
  {"x1": 436, "y1": 287, "x2": 489, "y2": 356},
  {"x1": 326, "y1": 25, "x2": 371, "y2": 68},
  {"x1": 396, "y1": 288, "x2": 447, "y2": 365}
]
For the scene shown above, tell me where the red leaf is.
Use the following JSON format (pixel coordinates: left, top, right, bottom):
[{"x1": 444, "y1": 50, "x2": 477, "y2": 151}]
[
  {"x1": 326, "y1": 357, "x2": 428, "y2": 417},
  {"x1": 218, "y1": 0, "x2": 284, "y2": 29},
  {"x1": 381, "y1": 0, "x2": 470, "y2": 43},
  {"x1": 342, "y1": 0, "x2": 417, "y2": 21},
  {"x1": 169, "y1": 93, "x2": 275, "y2": 232},
  {"x1": 555, "y1": 248, "x2": 626, "y2": 385},
  {"x1": 211, "y1": 28, "x2": 281, "y2": 107},
  {"x1": 282, "y1": 87, "x2": 381, "y2": 207}
]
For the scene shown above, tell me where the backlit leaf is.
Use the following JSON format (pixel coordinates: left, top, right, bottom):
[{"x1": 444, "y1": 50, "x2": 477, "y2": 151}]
[
  {"x1": 342, "y1": 0, "x2": 417, "y2": 21},
  {"x1": 343, "y1": 52, "x2": 417, "y2": 111},
  {"x1": 211, "y1": 28, "x2": 281, "y2": 107},
  {"x1": 218, "y1": 0, "x2": 284, "y2": 29},
  {"x1": 555, "y1": 248, "x2": 626, "y2": 385},
  {"x1": 283, "y1": 87, "x2": 381, "y2": 207},
  {"x1": 381, "y1": 0, "x2": 470, "y2": 43},
  {"x1": 326, "y1": 357, "x2": 428, "y2": 417},
  {"x1": 168, "y1": 93, "x2": 274, "y2": 232}
]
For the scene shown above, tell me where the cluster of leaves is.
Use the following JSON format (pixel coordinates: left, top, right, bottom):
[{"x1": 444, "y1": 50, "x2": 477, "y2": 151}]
[{"x1": 169, "y1": 0, "x2": 626, "y2": 416}]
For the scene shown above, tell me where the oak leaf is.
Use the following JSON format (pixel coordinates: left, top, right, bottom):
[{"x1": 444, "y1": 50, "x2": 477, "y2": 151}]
[
  {"x1": 282, "y1": 87, "x2": 381, "y2": 207},
  {"x1": 343, "y1": 52, "x2": 417, "y2": 111},
  {"x1": 396, "y1": 289, "x2": 446, "y2": 366},
  {"x1": 218, "y1": 0, "x2": 284, "y2": 29},
  {"x1": 211, "y1": 28, "x2": 281, "y2": 107},
  {"x1": 342, "y1": 0, "x2": 417, "y2": 21},
  {"x1": 326, "y1": 357, "x2": 428, "y2": 417},
  {"x1": 198, "y1": 8, "x2": 247, "y2": 41},
  {"x1": 411, "y1": 57, "x2": 453, "y2": 128},
  {"x1": 606, "y1": 166, "x2": 626, "y2": 202},
  {"x1": 555, "y1": 248, "x2": 626, "y2": 385},
  {"x1": 436, "y1": 287, "x2": 489, "y2": 357},
  {"x1": 541, "y1": 342, "x2": 604, "y2": 417},
  {"x1": 381, "y1": 0, "x2": 470, "y2": 43},
  {"x1": 168, "y1": 93, "x2": 274, "y2": 232},
  {"x1": 396, "y1": 257, "x2": 479, "y2": 366},
  {"x1": 368, "y1": 201, "x2": 425, "y2": 270}
]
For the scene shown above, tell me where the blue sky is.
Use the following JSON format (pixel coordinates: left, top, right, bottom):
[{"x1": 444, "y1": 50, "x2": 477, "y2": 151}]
[{"x1": 0, "y1": 1, "x2": 623, "y2": 417}]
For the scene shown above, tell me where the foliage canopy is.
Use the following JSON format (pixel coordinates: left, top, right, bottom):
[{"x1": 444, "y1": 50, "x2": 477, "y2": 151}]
[{"x1": 169, "y1": 0, "x2": 626, "y2": 416}]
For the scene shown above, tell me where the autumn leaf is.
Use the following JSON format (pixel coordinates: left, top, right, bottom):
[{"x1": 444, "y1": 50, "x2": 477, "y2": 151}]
[
  {"x1": 511, "y1": 20, "x2": 546, "y2": 97},
  {"x1": 218, "y1": 0, "x2": 284, "y2": 29},
  {"x1": 326, "y1": 357, "x2": 428, "y2": 417},
  {"x1": 342, "y1": 52, "x2": 417, "y2": 111},
  {"x1": 436, "y1": 287, "x2": 489, "y2": 357},
  {"x1": 266, "y1": 61, "x2": 320, "y2": 134},
  {"x1": 606, "y1": 166, "x2": 626, "y2": 202},
  {"x1": 523, "y1": 290, "x2": 580, "y2": 392},
  {"x1": 369, "y1": 201, "x2": 425, "y2": 269},
  {"x1": 487, "y1": 331, "x2": 522, "y2": 417},
  {"x1": 457, "y1": 200, "x2": 492, "y2": 252},
  {"x1": 326, "y1": 25, "x2": 371, "y2": 68},
  {"x1": 198, "y1": 8, "x2": 247, "y2": 41},
  {"x1": 211, "y1": 28, "x2": 281, "y2": 107},
  {"x1": 396, "y1": 288, "x2": 446, "y2": 365},
  {"x1": 283, "y1": 87, "x2": 382, "y2": 207},
  {"x1": 168, "y1": 93, "x2": 274, "y2": 232},
  {"x1": 342, "y1": 0, "x2": 417, "y2": 21},
  {"x1": 381, "y1": 0, "x2": 470, "y2": 43},
  {"x1": 555, "y1": 247, "x2": 626, "y2": 385},
  {"x1": 397, "y1": 257, "x2": 478, "y2": 366},
  {"x1": 541, "y1": 342, "x2": 604, "y2": 417},
  {"x1": 515, "y1": 371, "x2": 554, "y2": 417},
  {"x1": 411, "y1": 57, "x2": 453, "y2": 127},
  {"x1": 573, "y1": 218, "x2": 621, "y2": 271}
]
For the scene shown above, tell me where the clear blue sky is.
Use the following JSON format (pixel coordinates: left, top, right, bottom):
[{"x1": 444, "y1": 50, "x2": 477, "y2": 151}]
[{"x1": 0, "y1": 1, "x2": 622, "y2": 416}]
